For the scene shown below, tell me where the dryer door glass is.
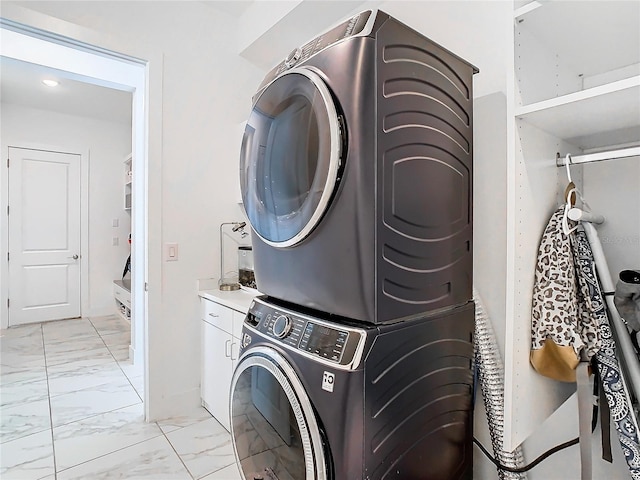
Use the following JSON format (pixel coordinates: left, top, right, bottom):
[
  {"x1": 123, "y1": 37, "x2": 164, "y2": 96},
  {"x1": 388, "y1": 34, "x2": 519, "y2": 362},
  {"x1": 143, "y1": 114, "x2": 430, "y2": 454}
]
[
  {"x1": 240, "y1": 68, "x2": 343, "y2": 248},
  {"x1": 230, "y1": 352, "x2": 328, "y2": 480}
]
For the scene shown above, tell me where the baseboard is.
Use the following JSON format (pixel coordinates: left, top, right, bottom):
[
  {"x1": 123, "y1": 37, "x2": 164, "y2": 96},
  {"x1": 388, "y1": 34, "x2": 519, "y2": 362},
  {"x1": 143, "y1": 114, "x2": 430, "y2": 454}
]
[{"x1": 84, "y1": 306, "x2": 118, "y2": 318}]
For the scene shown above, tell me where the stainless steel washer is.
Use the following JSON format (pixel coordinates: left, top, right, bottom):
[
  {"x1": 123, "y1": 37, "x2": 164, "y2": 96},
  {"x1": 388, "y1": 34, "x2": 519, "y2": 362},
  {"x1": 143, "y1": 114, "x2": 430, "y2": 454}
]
[{"x1": 229, "y1": 297, "x2": 475, "y2": 480}]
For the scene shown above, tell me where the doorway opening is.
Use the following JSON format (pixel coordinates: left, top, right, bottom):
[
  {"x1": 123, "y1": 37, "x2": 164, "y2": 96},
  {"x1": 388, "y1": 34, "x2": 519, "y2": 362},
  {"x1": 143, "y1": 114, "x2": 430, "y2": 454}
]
[{"x1": 0, "y1": 21, "x2": 148, "y2": 409}]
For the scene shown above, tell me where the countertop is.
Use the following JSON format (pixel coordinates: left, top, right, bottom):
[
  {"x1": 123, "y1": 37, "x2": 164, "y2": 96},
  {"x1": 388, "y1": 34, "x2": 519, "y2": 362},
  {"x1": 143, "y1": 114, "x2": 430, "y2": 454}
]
[
  {"x1": 113, "y1": 279, "x2": 131, "y2": 293},
  {"x1": 198, "y1": 287, "x2": 260, "y2": 314}
]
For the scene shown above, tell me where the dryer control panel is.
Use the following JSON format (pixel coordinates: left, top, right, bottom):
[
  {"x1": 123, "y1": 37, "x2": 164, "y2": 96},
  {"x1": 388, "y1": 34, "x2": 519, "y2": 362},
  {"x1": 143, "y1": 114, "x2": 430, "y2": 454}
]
[
  {"x1": 244, "y1": 297, "x2": 367, "y2": 368},
  {"x1": 256, "y1": 10, "x2": 373, "y2": 92}
]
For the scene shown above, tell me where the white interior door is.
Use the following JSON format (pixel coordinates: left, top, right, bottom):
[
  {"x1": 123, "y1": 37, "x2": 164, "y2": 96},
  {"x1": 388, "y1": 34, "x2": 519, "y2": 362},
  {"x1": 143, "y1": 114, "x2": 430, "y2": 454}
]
[{"x1": 8, "y1": 147, "x2": 81, "y2": 326}]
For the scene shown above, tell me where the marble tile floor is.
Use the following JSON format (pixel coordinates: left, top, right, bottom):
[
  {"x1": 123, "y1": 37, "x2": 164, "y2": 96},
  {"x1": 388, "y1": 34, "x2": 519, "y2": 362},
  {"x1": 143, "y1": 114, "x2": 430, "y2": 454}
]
[{"x1": 0, "y1": 316, "x2": 242, "y2": 480}]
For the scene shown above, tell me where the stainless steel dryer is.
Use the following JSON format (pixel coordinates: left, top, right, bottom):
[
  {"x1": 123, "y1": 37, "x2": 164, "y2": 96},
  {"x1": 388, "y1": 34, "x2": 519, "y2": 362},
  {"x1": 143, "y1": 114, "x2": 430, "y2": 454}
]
[
  {"x1": 229, "y1": 297, "x2": 475, "y2": 480},
  {"x1": 239, "y1": 10, "x2": 478, "y2": 324}
]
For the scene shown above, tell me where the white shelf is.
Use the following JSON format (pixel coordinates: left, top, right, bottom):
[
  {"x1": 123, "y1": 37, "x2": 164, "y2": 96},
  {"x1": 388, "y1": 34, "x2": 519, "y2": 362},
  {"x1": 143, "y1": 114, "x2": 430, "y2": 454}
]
[
  {"x1": 515, "y1": 1, "x2": 640, "y2": 79},
  {"x1": 114, "y1": 279, "x2": 131, "y2": 323},
  {"x1": 124, "y1": 154, "x2": 132, "y2": 211},
  {"x1": 513, "y1": 1, "x2": 542, "y2": 19},
  {"x1": 516, "y1": 76, "x2": 640, "y2": 147}
]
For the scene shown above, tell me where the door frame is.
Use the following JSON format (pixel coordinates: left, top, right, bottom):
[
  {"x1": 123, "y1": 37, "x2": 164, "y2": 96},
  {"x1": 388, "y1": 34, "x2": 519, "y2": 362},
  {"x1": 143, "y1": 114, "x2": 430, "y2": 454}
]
[
  {"x1": 0, "y1": 22, "x2": 149, "y2": 368},
  {"x1": 0, "y1": 3, "x2": 166, "y2": 421},
  {"x1": 5, "y1": 144, "x2": 89, "y2": 327}
]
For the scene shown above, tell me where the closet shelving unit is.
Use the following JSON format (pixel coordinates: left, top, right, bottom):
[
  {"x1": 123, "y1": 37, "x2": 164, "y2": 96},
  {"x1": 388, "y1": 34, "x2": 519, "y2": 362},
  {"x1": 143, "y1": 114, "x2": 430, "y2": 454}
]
[
  {"x1": 114, "y1": 153, "x2": 133, "y2": 323},
  {"x1": 124, "y1": 153, "x2": 132, "y2": 211},
  {"x1": 504, "y1": 0, "x2": 640, "y2": 451}
]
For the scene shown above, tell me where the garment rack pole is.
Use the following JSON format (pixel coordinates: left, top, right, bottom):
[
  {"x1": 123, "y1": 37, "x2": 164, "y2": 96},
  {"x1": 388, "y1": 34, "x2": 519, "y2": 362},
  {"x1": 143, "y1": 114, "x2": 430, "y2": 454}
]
[
  {"x1": 582, "y1": 221, "x2": 640, "y2": 403},
  {"x1": 556, "y1": 146, "x2": 640, "y2": 167}
]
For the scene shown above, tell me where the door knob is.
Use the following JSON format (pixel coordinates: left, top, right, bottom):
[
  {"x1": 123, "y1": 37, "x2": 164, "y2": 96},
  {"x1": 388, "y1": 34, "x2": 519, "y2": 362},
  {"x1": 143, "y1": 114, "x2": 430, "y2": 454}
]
[{"x1": 68, "y1": 254, "x2": 79, "y2": 260}]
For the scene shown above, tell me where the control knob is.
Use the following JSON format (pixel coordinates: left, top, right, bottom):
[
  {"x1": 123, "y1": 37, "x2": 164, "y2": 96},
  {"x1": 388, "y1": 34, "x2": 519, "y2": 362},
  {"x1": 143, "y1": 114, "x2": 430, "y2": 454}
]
[
  {"x1": 272, "y1": 314, "x2": 292, "y2": 338},
  {"x1": 284, "y1": 47, "x2": 302, "y2": 68}
]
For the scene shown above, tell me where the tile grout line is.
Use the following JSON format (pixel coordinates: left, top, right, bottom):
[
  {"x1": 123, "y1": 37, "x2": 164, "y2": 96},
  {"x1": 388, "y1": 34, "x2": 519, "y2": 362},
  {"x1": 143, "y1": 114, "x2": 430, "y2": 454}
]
[
  {"x1": 44, "y1": 317, "x2": 152, "y2": 475},
  {"x1": 161, "y1": 417, "x2": 240, "y2": 480},
  {"x1": 160, "y1": 428, "x2": 197, "y2": 480},
  {"x1": 51, "y1": 400, "x2": 142, "y2": 430},
  {"x1": 53, "y1": 429, "x2": 168, "y2": 475},
  {"x1": 89, "y1": 315, "x2": 144, "y2": 403},
  {"x1": 3, "y1": 319, "x2": 235, "y2": 479},
  {"x1": 40, "y1": 323, "x2": 59, "y2": 480},
  {"x1": 46, "y1": 317, "x2": 141, "y2": 418}
]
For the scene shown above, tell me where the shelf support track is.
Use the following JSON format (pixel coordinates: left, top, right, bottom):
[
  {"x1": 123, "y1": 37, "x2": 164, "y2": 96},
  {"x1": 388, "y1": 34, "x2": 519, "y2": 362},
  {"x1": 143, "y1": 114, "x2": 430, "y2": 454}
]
[{"x1": 556, "y1": 146, "x2": 640, "y2": 167}]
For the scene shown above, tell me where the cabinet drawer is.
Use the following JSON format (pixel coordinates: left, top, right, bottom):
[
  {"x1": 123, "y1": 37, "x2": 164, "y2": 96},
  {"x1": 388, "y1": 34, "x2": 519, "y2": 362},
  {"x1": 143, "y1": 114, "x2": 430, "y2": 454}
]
[{"x1": 201, "y1": 299, "x2": 233, "y2": 334}]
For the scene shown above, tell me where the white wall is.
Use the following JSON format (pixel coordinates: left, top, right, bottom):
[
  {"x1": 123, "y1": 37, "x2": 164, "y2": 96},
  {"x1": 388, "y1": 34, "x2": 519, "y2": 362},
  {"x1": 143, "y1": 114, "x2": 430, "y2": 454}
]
[
  {"x1": 1, "y1": 102, "x2": 131, "y2": 318},
  {"x1": 378, "y1": 0, "x2": 510, "y2": 98},
  {"x1": 2, "y1": 0, "x2": 266, "y2": 419},
  {"x1": 583, "y1": 158, "x2": 640, "y2": 279}
]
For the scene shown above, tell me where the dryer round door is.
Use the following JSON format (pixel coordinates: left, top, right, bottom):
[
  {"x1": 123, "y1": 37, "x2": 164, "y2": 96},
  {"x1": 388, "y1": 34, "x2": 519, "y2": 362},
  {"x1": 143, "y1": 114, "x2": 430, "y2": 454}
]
[
  {"x1": 230, "y1": 347, "x2": 329, "y2": 480},
  {"x1": 239, "y1": 67, "x2": 344, "y2": 248}
]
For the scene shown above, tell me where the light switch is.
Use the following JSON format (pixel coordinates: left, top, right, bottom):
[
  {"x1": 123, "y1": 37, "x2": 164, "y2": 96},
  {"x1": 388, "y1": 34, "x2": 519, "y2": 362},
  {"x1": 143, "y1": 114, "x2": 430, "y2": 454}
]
[
  {"x1": 165, "y1": 242, "x2": 178, "y2": 261},
  {"x1": 112, "y1": 237, "x2": 119, "y2": 246},
  {"x1": 112, "y1": 218, "x2": 119, "y2": 227}
]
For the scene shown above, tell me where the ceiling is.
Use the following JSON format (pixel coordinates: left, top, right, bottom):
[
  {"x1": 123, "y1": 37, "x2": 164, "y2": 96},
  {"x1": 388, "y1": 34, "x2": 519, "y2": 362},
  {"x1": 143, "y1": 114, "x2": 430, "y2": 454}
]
[
  {"x1": 0, "y1": 56, "x2": 133, "y2": 124},
  {"x1": 0, "y1": 2, "x2": 254, "y2": 124},
  {"x1": 201, "y1": 0, "x2": 255, "y2": 17}
]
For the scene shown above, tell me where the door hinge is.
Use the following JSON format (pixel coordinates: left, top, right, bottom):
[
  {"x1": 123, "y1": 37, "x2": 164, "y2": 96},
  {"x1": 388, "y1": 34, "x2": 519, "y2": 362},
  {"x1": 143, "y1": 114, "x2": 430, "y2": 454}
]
[
  {"x1": 7, "y1": 298, "x2": 9, "y2": 309},
  {"x1": 6, "y1": 205, "x2": 8, "y2": 216},
  {"x1": 145, "y1": 282, "x2": 149, "y2": 292},
  {"x1": 6, "y1": 158, "x2": 9, "y2": 168},
  {"x1": 7, "y1": 252, "x2": 9, "y2": 262}
]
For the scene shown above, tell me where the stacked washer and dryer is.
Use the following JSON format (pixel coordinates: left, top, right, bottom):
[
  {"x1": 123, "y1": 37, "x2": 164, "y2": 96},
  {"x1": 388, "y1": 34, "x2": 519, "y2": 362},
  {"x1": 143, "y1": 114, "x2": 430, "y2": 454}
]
[{"x1": 230, "y1": 10, "x2": 478, "y2": 480}]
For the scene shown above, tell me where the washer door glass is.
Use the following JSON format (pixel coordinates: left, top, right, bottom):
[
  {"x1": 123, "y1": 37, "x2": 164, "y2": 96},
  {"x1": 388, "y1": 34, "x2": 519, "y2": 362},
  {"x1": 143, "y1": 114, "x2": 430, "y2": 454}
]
[
  {"x1": 240, "y1": 68, "x2": 343, "y2": 248},
  {"x1": 230, "y1": 350, "x2": 327, "y2": 480}
]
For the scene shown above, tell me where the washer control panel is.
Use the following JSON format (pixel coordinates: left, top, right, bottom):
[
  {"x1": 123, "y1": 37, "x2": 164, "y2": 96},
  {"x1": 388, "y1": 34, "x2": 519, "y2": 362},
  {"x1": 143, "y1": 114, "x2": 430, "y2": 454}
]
[
  {"x1": 244, "y1": 298, "x2": 366, "y2": 367},
  {"x1": 299, "y1": 321, "x2": 349, "y2": 363}
]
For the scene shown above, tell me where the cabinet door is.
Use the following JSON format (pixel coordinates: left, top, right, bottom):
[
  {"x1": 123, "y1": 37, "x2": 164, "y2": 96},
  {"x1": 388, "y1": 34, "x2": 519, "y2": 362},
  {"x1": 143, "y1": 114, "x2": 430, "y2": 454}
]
[{"x1": 201, "y1": 320, "x2": 233, "y2": 431}]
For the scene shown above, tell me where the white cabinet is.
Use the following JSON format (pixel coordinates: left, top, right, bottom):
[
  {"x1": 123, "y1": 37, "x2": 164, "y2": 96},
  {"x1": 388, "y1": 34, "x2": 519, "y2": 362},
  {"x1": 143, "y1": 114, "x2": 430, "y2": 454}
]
[
  {"x1": 113, "y1": 154, "x2": 132, "y2": 320},
  {"x1": 504, "y1": 0, "x2": 640, "y2": 450},
  {"x1": 113, "y1": 279, "x2": 131, "y2": 322},
  {"x1": 200, "y1": 297, "x2": 244, "y2": 431}
]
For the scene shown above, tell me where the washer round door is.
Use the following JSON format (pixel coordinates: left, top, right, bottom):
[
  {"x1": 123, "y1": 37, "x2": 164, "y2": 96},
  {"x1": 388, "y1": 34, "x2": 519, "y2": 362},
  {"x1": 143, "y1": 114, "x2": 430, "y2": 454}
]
[
  {"x1": 230, "y1": 347, "x2": 328, "y2": 480},
  {"x1": 239, "y1": 67, "x2": 344, "y2": 248}
]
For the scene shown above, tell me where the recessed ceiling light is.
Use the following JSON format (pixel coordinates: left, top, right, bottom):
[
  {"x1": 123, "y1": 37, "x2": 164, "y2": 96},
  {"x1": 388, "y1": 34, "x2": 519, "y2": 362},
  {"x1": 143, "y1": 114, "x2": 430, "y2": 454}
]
[{"x1": 42, "y1": 79, "x2": 59, "y2": 87}]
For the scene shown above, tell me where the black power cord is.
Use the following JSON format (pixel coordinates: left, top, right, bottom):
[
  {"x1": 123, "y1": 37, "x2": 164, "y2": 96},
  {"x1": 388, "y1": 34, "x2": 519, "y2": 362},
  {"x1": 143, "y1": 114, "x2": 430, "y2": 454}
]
[{"x1": 473, "y1": 436, "x2": 580, "y2": 473}]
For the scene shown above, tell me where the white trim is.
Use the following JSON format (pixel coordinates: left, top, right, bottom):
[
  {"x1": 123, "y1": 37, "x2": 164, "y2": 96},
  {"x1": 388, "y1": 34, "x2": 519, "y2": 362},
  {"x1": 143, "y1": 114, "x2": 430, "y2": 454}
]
[
  {"x1": 0, "y1": 3, "x2": 170, "y2": 424},
  {"x1": 503, "y1": 4, "x2": 517, "y2": 452},
  {"x1": 0, "y1": 17, "x2": 155, "y2": 419},
  {"x1": 81, "y1": 149, "x2": 90, "y2": 320}
]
